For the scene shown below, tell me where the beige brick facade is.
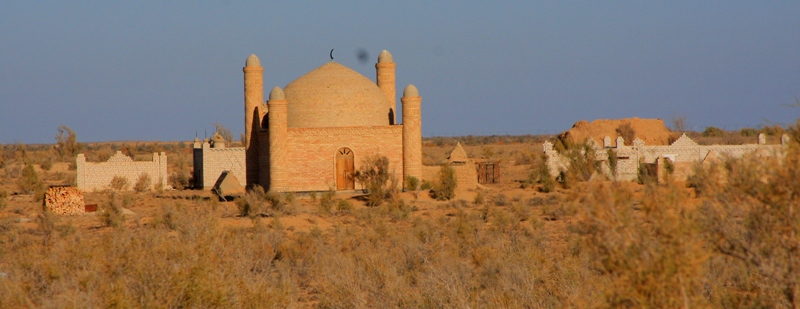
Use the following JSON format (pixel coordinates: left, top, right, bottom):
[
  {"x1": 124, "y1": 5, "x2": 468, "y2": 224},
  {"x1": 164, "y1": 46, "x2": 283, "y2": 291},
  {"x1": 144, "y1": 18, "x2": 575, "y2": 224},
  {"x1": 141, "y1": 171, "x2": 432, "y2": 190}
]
[
  {"x1": 194, "y1": 49, "x2": 425, "y2": 193},
  {"x1": 76, "y1": 151, "x2": 168, "y2": 192}
]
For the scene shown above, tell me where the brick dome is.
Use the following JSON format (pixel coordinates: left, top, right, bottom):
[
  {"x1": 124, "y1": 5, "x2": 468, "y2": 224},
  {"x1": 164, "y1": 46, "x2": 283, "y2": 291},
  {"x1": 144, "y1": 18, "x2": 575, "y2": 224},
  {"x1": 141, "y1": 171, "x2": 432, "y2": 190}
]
[{"x1": 283, "y1": 62, "x2": 391, "y2": 128}]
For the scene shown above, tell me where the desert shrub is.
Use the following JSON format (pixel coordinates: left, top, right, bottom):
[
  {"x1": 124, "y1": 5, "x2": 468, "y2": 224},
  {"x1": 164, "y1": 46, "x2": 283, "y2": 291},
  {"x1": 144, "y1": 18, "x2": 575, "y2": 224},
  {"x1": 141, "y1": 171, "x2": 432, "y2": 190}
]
[
  {"x1": 482, "y1": 146, "x2": 495, "y2": 159},
  {"x1": 236, "y1": 187, "x2": 263, "y2": 218},
  {"x1": 336, "y1": 199, "x2": 353, "y2": 214},
  {"x1": 134, "y1": 173, "x2": 152, "y2": 192},
  {"x1": 702, "y1": 126, "x2": 725, "y2": 137},
  {"x1": 606, "y1": 149, "x2": 618, "y2": 180},
  {"x1": 17, "y1": 163, "x2": 44, "y2": 195},
  {"x1": 318, "y1": 188, "x2": 335, "y2": 214},
  {"x1": 100, "y1": 191, "x2": 129, "y2": 228},
  {"x1": 154, "y1": 179, "x2": 164, "y2": 194},
  {"x1": 636, "y1": 163, "x2": 657, "y2": 185},
  {"x1": 576, "y1": 182, "x2": 709, "y2": 307},
  {"x1": 0, "y1": 189, "x2": 7, "y2": 211},
  {"x1": 615, "y1": 123, "x2": 635, "y2": 145},
  {"x1": 740, "y1": 127, "x2": 759, "y2": 137},
  {"x1": 214, "y1": 122, "x2": 234, "y2": 144},
  {"x1": 430, "y1": 163, "x2": 456, "y2": 201},
  {"x1": 419, "y1": 181, "x2": 432, "y2": 190},
  {"x1": 762, "y1": 124, "x2": 785, "y2": 136},
  {"x1": 538, "y1": 154, "x2": 556, "y2": 192},
  {"x1": 671, "y1": 113, "x2": 687, "y2": 132},
  {"x1": 663, "y1": 158, "x2": 675, "y2": 176},
  {"x1": 514, "y1": 151, "x2": 534, "y2": 165},
  {"x1": 169, "y1": 154, "x2": 191, "y2": 190},
  {"x1": 404, "y1": 176, "x2": 419, "y2": 191},
  {"x1": 54, "y1": 125, "x2": 82, "y2": 161},
  {"x1": 492, "y1": 194, "x2": 508, "y2": 206},
  {"x1": 559, "y1": 141, "x2": 602, "y2": 188},
  {"x1": 697, "y1": 147, "x2": 800, "y2": 307},
  {"x1": 474, "y1": 191, "x2": 485, "y2": 205},
  {"x1": 354, "y1": 155, "x2": 397, "y2": 206},
  {"x1": 40, "y1": 158, "x2": 53, "y2": 171},
  {"x1": 109, "y1": 176, "x2": 128, "y2": 191},
  {"x1": 277, "y1": 192, "x2": 296, "y2": 215}
]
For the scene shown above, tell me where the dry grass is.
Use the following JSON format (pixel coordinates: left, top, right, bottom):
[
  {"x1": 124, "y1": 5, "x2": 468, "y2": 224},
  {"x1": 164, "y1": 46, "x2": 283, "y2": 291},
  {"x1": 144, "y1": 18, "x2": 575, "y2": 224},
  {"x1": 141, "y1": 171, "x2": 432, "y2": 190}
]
[{"x1": 1, "y1": 128, "x2": 799, "y2": 308}]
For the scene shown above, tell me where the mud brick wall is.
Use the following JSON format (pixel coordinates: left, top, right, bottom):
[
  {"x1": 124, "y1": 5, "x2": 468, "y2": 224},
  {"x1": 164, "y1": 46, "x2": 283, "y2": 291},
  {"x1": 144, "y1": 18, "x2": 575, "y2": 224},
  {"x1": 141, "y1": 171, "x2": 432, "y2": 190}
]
[{"x1": 76, "y1": 151, "x2": 167, "y2": 192}]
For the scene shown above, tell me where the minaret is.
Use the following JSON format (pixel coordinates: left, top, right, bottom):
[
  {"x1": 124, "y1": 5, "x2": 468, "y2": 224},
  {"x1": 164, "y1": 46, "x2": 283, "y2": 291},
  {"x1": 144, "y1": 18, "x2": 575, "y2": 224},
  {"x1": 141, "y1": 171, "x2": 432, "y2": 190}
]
[
  {"x1": 402, "y1": 84, "x2": 422, "y2": 183},
  {"x1": 267, "y1": 86, "x2": 288, "y2": 192},
  {"x1": 244, "y1": 54, "x2": 263, "y2": 186},
  {"x1": 376, "y1": 50, "x2": 397, "y2": 124}
]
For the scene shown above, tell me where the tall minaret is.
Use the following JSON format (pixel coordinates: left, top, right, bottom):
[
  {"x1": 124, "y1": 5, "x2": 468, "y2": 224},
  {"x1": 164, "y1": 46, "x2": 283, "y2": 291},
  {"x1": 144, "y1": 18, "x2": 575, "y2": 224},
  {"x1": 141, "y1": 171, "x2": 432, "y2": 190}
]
[
  {"x1": 376, "y1": 50, "x2": 396, "y2": 124},
  {"x1": 244, "y1": 54, "x2": 264, "y2": 186},
  {"x1": 402, "y1": 84, "x2": 422, "y2": 183},
  {"x1": 268, "y1": 86, "x2": 288, "y2": 192}
]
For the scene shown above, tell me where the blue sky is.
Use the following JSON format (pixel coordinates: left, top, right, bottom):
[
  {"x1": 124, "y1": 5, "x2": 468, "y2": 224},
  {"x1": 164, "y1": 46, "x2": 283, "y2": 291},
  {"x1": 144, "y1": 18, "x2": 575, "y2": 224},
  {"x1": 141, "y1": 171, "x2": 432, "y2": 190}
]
[{"x1": 1, "y1": 1, "x2": 798, "y2": 143}]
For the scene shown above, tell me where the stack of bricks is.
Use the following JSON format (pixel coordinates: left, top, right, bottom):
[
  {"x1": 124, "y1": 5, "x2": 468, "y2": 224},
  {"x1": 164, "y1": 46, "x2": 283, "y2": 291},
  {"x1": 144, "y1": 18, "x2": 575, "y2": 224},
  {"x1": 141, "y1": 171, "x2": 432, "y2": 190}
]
[{"x1": 43, "y1": 186, "x2": 85, "y2": 216}]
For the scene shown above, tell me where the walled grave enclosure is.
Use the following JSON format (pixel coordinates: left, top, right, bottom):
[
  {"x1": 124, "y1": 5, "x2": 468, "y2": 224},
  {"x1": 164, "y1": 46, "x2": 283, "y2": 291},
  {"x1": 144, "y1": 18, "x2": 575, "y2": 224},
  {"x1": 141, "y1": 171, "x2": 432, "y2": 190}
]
[
  {"x1": 544, "y1": 132, "x2": 790, "y2": 182},
  {"x1": 76, "y1": 151, "x2": 168, "y2": 192}
]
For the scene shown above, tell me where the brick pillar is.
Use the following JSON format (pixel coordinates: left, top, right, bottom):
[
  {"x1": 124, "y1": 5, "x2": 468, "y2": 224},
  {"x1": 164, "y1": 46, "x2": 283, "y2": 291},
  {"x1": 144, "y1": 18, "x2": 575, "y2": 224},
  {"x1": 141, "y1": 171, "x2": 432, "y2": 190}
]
[
  {"x1": 76, "y1": 154, "x2": 86, "y2": 190},
  {"x1": 376, "y1": 50, "x2": 396, "y2": 124},
  {"x1": 244, "y1": 54, "x2": 263, "y2": 187},
  {"x1": 268, "y1": 87, "x2": 288, "y2": 192},
  {"x1": 402, "y1": 84, "x2": 422, "y2": 184}
]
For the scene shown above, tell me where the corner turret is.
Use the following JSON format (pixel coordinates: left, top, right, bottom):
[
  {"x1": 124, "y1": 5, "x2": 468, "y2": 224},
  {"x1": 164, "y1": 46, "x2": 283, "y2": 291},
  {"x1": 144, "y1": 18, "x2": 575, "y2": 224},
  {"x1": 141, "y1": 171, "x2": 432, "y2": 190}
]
[
  {"x1": 376, "y1": 50, "x2": 397, "y2": 124},
  {"x1": 244, "y1": 54, "x2": 264, "y2": 186},
  {"x1": 402, "y1": 84, "x2": 422, "y2": 184}
]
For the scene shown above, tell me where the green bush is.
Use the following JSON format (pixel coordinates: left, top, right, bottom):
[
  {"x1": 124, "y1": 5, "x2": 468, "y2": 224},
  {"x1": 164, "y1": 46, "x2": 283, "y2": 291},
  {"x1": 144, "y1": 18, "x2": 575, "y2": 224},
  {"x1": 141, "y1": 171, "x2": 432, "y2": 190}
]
[
  {"x1": 404, "y1": 176, "x2": 419, "y2": 191},
  {"x1": 430, "y1": 164, "x2": 456, "y2": 201},
  {"x1": 702, "y1": 126, "x2": 725, "y2": 137},
  {"x1": 419, "y1": 181, "x2": 432, "y2": 190},
  {"x1": 354, "y1": 155, "x2": 397, "y2": 206},
  {"x1": 17, "y1": 163, "x2": 44, "y2": 195}
]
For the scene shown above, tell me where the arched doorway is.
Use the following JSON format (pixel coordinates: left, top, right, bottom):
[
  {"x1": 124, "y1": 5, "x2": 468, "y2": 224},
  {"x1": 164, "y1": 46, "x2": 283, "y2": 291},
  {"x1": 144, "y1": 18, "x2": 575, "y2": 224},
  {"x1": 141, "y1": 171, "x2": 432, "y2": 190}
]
[{"x1": 335, "y1": 147, "x2": 355, "y2": 190}]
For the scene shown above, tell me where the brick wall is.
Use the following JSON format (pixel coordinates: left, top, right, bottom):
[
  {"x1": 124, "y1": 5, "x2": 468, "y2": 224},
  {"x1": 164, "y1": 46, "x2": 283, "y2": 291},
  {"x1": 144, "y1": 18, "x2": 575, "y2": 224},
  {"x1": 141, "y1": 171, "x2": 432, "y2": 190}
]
[
  {"x1": 194, "y1": 142, "x2": 246, "y2": 190},
  {"x1": 278, "y1": 125, "x2": 404, "y2": 192},
  {"x1": 76, "y1": 151, "x2": 167, "y2": 192}
]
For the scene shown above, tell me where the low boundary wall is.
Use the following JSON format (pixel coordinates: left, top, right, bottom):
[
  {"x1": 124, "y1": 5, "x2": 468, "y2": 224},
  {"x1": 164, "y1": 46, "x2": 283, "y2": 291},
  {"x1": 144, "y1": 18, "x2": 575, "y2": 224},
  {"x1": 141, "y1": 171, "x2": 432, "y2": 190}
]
[{"x1": 76, "y1": 151, "x2": 168, "y2": 192}]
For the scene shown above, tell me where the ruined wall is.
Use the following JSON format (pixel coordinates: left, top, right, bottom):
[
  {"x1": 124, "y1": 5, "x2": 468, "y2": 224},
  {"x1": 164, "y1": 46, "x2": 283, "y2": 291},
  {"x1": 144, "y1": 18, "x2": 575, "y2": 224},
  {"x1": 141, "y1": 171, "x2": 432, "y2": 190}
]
[
  {"x1": 194, "y1": 141, "x2": 246, "y2": 190},
  {"x1": 77, "y1": 151, "x2": 168, "y2": 192},
  {"x1": 280, "y1": 125, "x2": 403, "y2": 192},
  {"x1": 543, "y1": 133, "x2": 789, "y2": 182}
]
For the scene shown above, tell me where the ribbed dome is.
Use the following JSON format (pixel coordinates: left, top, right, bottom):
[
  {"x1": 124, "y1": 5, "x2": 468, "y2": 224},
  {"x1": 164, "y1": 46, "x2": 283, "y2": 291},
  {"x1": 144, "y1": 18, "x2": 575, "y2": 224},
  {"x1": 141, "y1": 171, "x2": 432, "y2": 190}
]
[{"x1": 283, "y1": 62, "x2": 392, "y2": 128}]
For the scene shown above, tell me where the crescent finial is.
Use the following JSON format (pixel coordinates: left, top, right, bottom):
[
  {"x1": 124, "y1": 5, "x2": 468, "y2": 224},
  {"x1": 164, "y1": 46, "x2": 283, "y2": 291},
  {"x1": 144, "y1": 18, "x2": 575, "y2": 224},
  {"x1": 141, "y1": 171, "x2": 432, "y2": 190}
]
[{"x1": 330, "y1": 49, "x2": 334, "y2": 60}]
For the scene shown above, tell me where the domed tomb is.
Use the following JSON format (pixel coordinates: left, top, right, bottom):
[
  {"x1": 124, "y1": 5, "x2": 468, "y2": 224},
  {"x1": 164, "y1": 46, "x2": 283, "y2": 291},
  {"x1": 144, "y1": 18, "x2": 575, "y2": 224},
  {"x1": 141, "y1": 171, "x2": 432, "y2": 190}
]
[{"x1": 283, "y1": 62, "x2": 392, "y2": 128}]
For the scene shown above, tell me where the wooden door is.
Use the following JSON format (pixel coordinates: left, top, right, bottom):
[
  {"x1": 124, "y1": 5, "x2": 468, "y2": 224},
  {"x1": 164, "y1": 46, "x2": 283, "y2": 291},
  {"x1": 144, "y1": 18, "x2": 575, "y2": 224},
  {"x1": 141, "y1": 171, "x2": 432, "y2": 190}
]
[{"x1": 336, "y1": 148, "x2": 355, "y2": 190}]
